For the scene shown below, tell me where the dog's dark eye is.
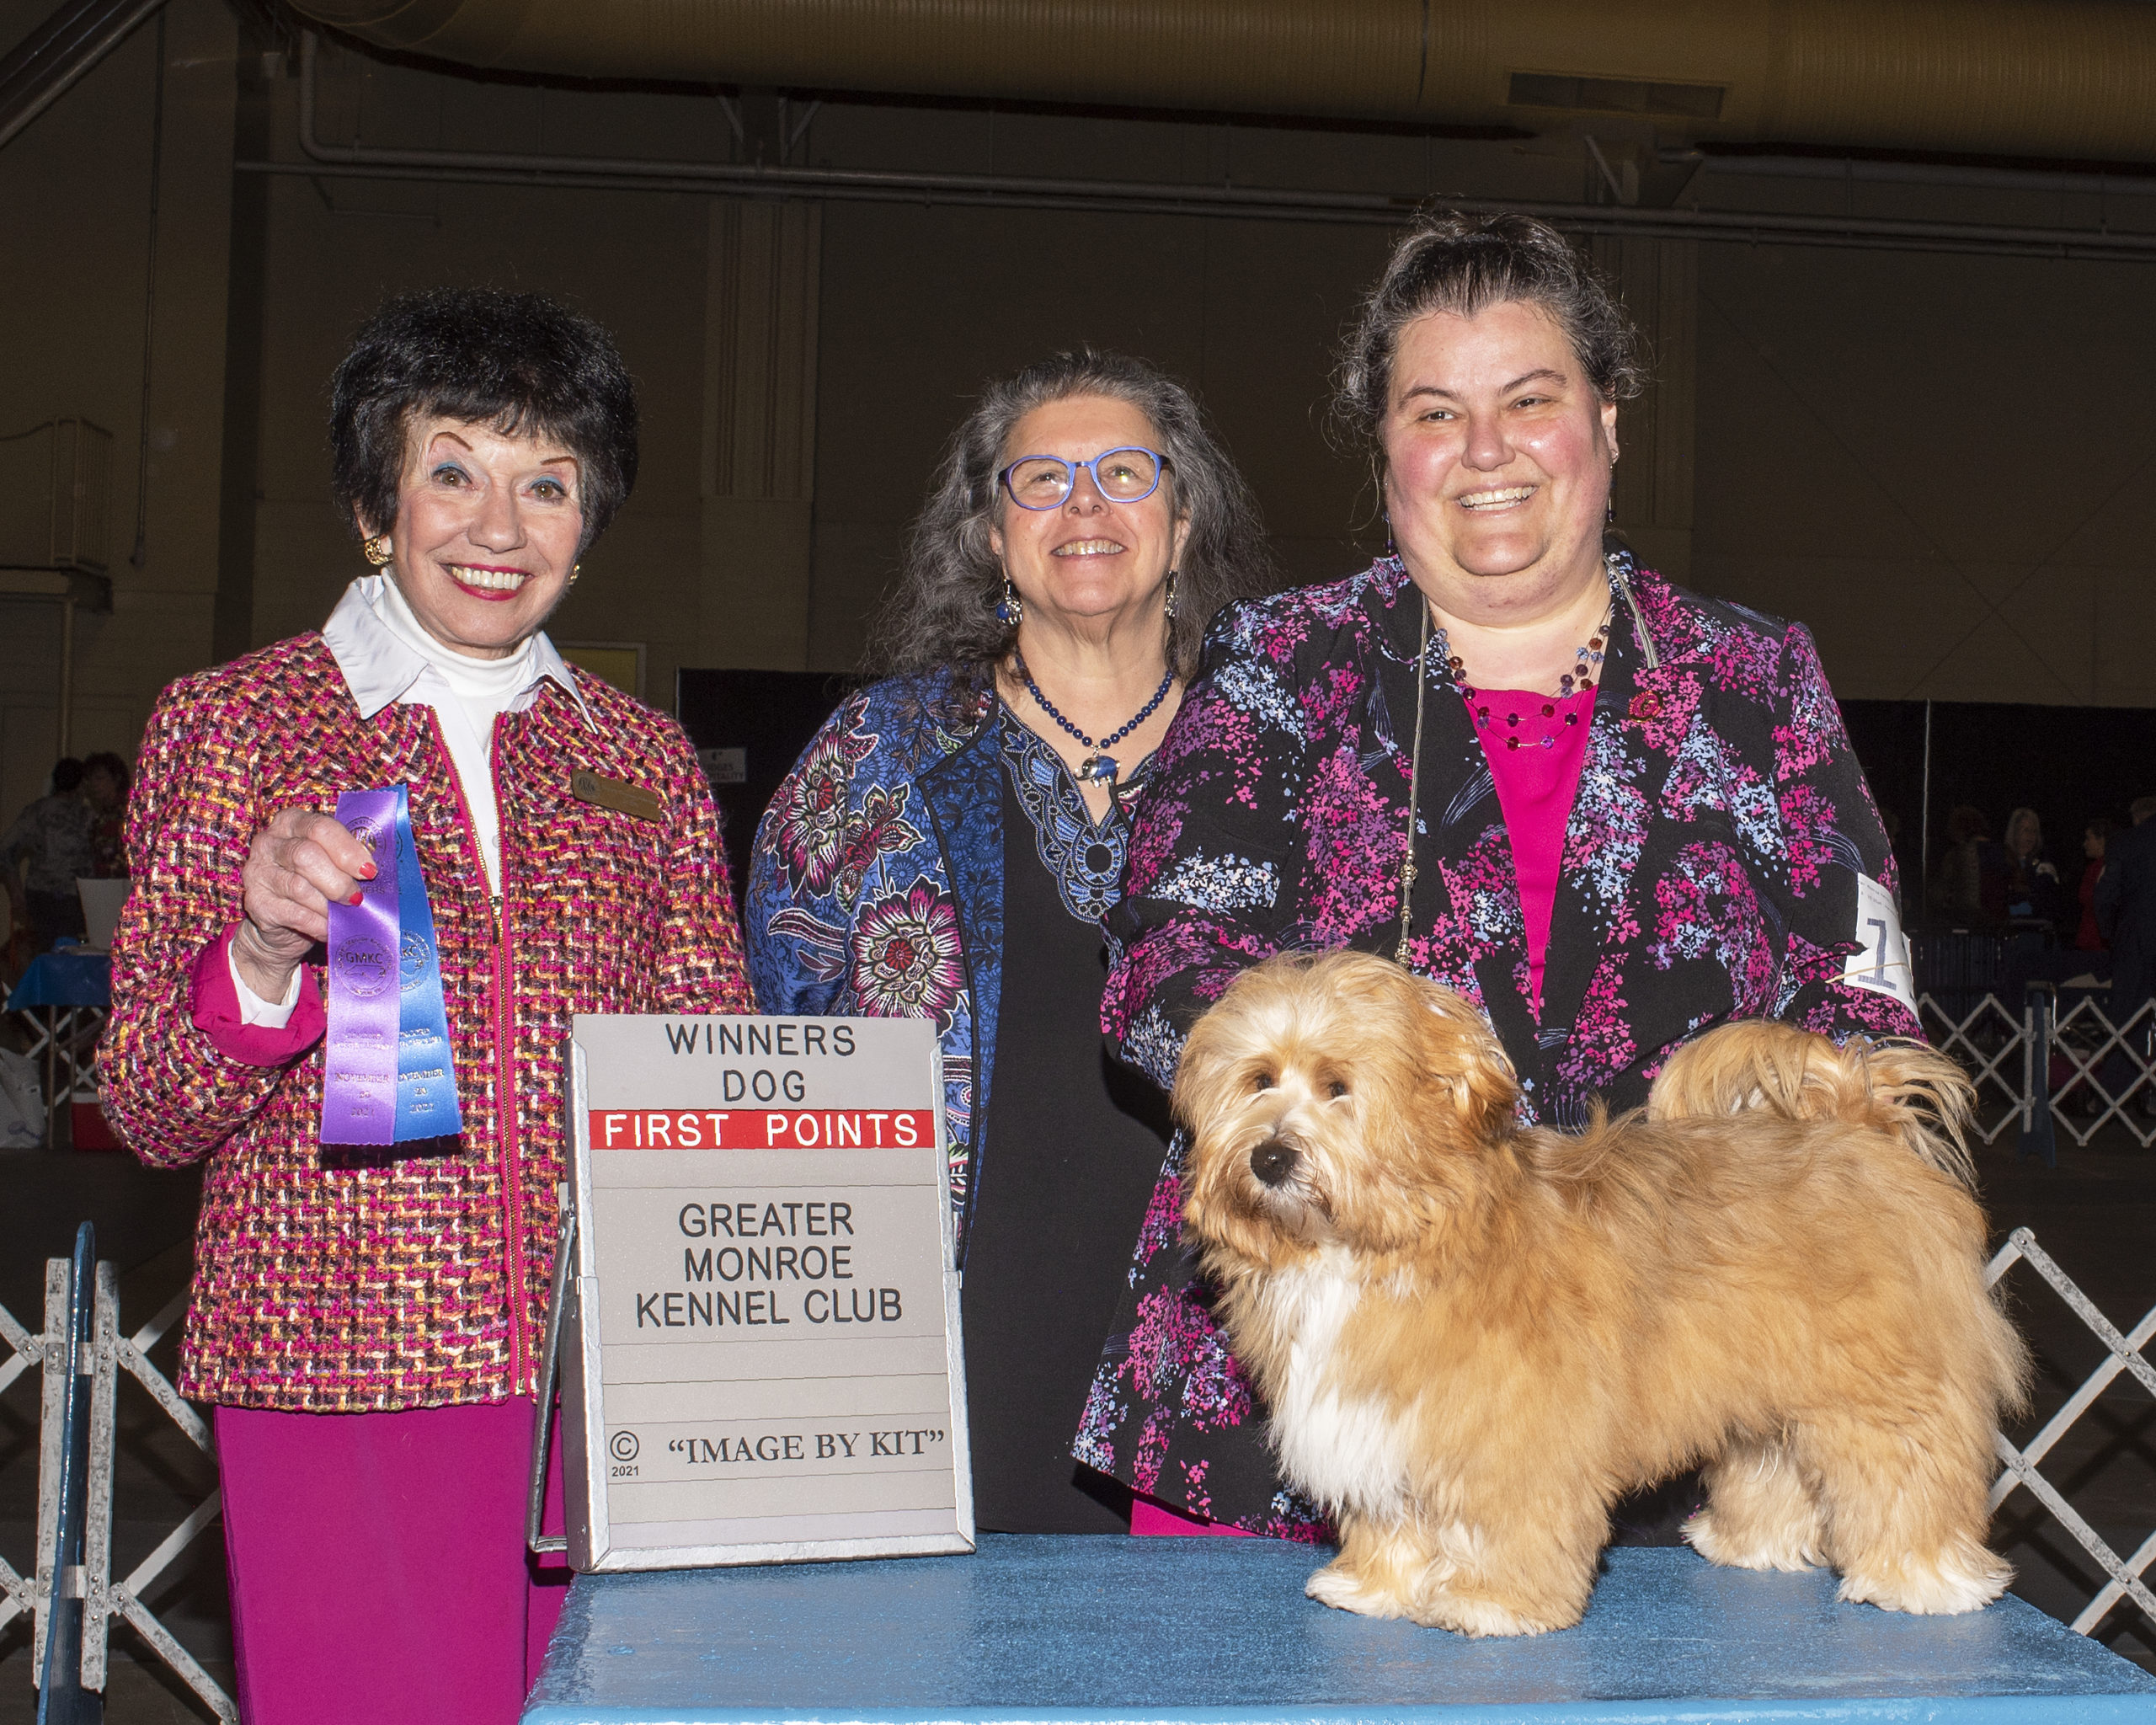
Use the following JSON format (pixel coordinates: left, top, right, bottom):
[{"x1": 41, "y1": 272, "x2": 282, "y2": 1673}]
[
  {"x1": 1327, "y1": 1080, "x2": 1349, "y2": 1099},
  {"x1": 1252, "y1": 1071, "x2": 1275, "y2": 1092}
]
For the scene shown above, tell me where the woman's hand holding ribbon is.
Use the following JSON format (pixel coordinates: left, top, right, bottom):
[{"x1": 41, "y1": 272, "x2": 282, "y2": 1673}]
[{"x1": 237, "y1": 809, "x2": 377, "y2": 999}]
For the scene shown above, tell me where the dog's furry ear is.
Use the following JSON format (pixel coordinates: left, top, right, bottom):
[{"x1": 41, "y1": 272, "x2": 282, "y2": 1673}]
[{"x1": 1413, "y1": 980, "x2": 1519, "y2": 1145}]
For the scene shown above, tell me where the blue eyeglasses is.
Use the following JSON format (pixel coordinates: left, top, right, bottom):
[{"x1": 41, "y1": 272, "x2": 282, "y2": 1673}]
[{"x1": 1000, "y1": 446, "x2": 1167, "y2": 510}]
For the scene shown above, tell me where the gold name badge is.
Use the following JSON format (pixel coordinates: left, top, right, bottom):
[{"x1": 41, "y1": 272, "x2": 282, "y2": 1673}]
[{"x1": 572, "y1": 769, "x2": 664, "y2": 825}]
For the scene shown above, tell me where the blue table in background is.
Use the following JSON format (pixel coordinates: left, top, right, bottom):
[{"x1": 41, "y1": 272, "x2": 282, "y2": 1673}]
[
  {"x1": 525, "y1": 1535, "x2": 2156, "y2": 1722},
  {"x1": 3, "y1": 946, "x2": 110, "y2": 1011},
  {"x1": 4, "y1": 946, "x2": 111, "y2": 1147}
]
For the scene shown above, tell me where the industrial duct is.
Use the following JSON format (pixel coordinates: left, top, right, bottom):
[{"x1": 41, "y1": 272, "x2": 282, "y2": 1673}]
[{"x1": 286, "y1": 0, "x2": 2156, "y2": 163}]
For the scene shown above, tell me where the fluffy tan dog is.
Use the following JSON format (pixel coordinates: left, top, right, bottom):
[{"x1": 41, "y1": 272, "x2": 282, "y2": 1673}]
[{"x1": 1176, "y1": 950, "x2": 2027, "y2": 1637}]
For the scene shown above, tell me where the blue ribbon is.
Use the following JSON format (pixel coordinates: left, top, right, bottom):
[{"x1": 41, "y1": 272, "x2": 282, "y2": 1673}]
[{"x1": 321, "y1": 786, "x2": 462, "y2": 1149}]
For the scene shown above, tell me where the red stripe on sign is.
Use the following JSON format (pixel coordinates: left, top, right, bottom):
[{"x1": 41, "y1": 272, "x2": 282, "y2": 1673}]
[{"x1": 588, "y1": 1110, "x2": 937, "y2": 1150}]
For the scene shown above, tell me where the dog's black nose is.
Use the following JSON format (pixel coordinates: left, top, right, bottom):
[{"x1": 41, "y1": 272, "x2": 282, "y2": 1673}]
[{"x1": 1250, "y1": 1139, "x2": 1298, "y2": 1188}]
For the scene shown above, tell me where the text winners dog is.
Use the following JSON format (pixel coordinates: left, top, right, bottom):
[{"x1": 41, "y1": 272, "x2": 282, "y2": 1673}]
[{"x1": 1176, "y1": 951, "x2": 2027, "y2": 1637}]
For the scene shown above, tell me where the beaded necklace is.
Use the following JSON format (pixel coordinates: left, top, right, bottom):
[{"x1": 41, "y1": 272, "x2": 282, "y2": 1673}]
[
  {"x1": 1441, "y1": 597, "x2": 1612, "y2": 752},
  {"x1": 1396, "y1": 556, "x2": 1652, "y2": 965},
  {"x1": 1013, "y1": 650, "x2": 1176, "y2": 786}
]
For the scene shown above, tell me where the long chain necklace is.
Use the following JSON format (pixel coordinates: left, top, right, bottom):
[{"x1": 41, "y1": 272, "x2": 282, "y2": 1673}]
[
  {"x1": 1013, "y1": 650, "x2": 1175, "y2": 786},
  {"x1": 1396, "y1": 605, "x2": 1430, "y2": 965}
]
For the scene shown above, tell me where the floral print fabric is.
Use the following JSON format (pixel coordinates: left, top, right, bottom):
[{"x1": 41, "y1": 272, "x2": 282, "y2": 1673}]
[
  {"x1": 1075, "y1": 553, "x2": 1919, "y2": 1533},
  {"x1": 748, "y1": 675, "x2": 1001, "y2": 1237}
]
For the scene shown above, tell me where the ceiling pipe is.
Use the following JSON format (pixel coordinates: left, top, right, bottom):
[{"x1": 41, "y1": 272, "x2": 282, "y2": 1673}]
[
  {"x1": 261, "y1": 33, "x2": 2156, "y2": 263},
  {"x1": 284, "y1": 0, "x2": 2156, "y2": 164},
  {"x1": 1673, "y1": 150, "x2": 2156, "y2": 198}
]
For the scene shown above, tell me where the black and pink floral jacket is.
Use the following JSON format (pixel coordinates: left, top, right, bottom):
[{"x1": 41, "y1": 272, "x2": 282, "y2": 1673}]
[{"x1": 1073, "y1": 552, "x2": 1919, "y2": 1534}]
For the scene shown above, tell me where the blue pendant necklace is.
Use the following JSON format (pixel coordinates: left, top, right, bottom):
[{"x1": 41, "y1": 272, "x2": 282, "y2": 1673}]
[{"x1": 1013, "y1": 651, "x2": 1175, "y2": 786}]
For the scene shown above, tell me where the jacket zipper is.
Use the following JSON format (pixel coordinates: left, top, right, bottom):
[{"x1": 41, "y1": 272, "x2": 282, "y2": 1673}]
[{"x1": 431, "y1": 708, "x2": 527, "y2": 1391}]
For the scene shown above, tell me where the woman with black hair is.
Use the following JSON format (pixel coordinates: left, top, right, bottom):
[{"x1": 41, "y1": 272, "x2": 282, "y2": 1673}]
[{"x1": 102, "y1": 288, "x2": 752, "y2": 1722}]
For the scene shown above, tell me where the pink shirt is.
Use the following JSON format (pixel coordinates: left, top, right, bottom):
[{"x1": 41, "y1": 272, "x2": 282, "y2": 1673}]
[{"x1": 1465, "y1": 686, "x2": 1596, "y2": 1016}]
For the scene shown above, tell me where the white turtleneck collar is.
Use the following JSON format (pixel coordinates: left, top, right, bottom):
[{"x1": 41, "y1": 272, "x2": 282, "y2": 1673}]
[
  {"x1": 323, "y1": 573, "x2": 590, "y2": 726},
  {"x1": 320, "y1": 574, "x2": 595, "y2": 897},
  {"x1": 367, "y1": 571, "x2": 541, "y2": 707}
]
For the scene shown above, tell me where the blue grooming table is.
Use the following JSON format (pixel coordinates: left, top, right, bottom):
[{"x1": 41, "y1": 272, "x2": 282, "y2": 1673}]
[{"x1": 524, "y1": 1535, "x2": 2156, "y2": 1722}]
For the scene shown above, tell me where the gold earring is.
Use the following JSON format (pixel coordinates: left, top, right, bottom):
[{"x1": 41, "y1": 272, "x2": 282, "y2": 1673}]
[
  {"x1": 362, "y1": 534, "x2": 392, "y2": 567},
  {"x1": 568, "y1": 563, "x2": 581, "y2": 588}
]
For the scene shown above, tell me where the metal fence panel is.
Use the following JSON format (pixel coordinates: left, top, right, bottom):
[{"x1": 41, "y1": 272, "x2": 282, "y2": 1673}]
[
  {"x1": 2, "y1": 1255, "x2": 234, "y2": 1721},
  {"x1": 1987, "y1": 1228, "x2": 2156, "y2": 1637}
]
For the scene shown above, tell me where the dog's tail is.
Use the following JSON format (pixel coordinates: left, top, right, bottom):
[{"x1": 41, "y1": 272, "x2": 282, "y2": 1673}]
[{"x1": 1647, "y1": 1020, "x2": 1978, "y2": 1188}]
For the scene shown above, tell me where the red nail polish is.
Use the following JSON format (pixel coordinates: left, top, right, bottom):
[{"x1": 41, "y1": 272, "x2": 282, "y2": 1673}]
[
  {"x1": 359, "y1": 862, "x2": 378, "y2": 879},
  {"x1": 349, "y1": 891, "x2": 366, "y2": 905}
]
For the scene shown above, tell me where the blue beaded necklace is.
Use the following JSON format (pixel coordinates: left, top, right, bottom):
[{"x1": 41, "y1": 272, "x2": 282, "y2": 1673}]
[{"x1": 1013, "y1": 651, "x2": 1176, "y2": 786}]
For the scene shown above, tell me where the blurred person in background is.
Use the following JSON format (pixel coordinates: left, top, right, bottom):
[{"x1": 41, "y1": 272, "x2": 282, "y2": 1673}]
[
  {"x1": 2003, "y1": 812, "x2": 2115, "y2": 1022},
  {"x1": 2096, "y1": 796, "x2": 2156, "y2": 1105},
  {"x1": 100, "y1": 288, "x2": 753, "y2": 1723},
  {"x1": 81, "y1": 750, "x2": 131, "y2": 879},
  {"x1": 2002, "y1": 805, "x2": 2063, "y2": 932},
  {"x1": 3, "y1": 756, "x2": 93, "y2": 953},
  {"x1": 2076, "y1": 818, "x2": 2111, "y2": 953}
]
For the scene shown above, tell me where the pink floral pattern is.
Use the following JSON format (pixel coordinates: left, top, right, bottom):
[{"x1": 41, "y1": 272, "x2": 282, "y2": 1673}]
[
  {"x1": 765, "y1": 719, "x2": 882, "y2": 899},
  {"x1": 851, "y1": 878, "x2": 965, "y2": 1028}
]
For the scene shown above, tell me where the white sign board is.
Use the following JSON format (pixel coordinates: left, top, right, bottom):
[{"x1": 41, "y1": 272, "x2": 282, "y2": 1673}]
[{"x1": 562, "y1": 1014, "x2": 974, "y2": 1571}]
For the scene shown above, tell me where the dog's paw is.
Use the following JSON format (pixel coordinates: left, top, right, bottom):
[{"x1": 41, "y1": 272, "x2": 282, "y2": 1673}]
[
  {"x1": 1838, "y1": 1542, "x2": 2011, "y2": 1616},
  {"x1": 1410, "y1": 1587, "x2": 1567, "y2": 1638},
  {"x1": 1683, "y1": 1508, "x2": 1821, "y2": 1573},
  {"x1": 1305, "y1": 1559, "x2": 1408, "y2": 1619}
]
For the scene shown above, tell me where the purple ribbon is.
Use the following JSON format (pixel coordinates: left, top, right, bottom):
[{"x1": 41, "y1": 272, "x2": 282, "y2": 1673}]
[{"x1": 320, "y1": 788, "x2": 402, "y2": 1146}]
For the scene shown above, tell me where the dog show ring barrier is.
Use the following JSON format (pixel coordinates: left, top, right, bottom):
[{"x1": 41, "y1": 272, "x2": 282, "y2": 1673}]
[
  {"x1": 1919, "y1": 984, "x2": 2156, "y2": 1162},
  {"x1": 0, "y1": 1225, "x2": 236, "y2": 1722},
  {"x1": 1988, "y1": 1227, "x2": 2156, "y2": 1642}
]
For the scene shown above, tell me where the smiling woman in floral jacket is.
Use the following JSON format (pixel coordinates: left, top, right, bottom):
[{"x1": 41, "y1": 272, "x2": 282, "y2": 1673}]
[
  {"x1": 1072, "y1": 213, "x2": 1922, "y2": 1540},
  {"x1": 746, "y1": 350, "x2": 1275, "y2": 1535}
]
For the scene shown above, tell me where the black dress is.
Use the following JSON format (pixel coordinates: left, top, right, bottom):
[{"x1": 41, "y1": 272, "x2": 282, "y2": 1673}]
[{"x1": 959, "y1": 719, "x2": 1171, "y2": 1533}]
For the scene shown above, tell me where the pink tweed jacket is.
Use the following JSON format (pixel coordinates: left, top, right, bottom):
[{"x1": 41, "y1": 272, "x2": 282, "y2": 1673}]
[{"x1": 102, "y1": 631, "x2": 752, "y2": 1412}]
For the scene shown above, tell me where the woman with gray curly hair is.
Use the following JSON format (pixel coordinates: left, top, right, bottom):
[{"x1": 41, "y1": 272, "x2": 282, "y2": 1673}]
[{"x1": 745, "y1": 349, "x2": 1274, "y2": 1534}]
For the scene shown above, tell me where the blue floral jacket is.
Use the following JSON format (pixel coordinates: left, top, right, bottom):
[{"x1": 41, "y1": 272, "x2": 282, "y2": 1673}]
[{"x1": 744, "y1": 674, "x2": 1007, "y2": 1252}]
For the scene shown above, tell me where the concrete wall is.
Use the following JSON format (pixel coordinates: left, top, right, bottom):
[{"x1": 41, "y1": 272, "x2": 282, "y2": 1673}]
[{"x1": 3, "y1": 8, "x2": 2153, "y2": 832}]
